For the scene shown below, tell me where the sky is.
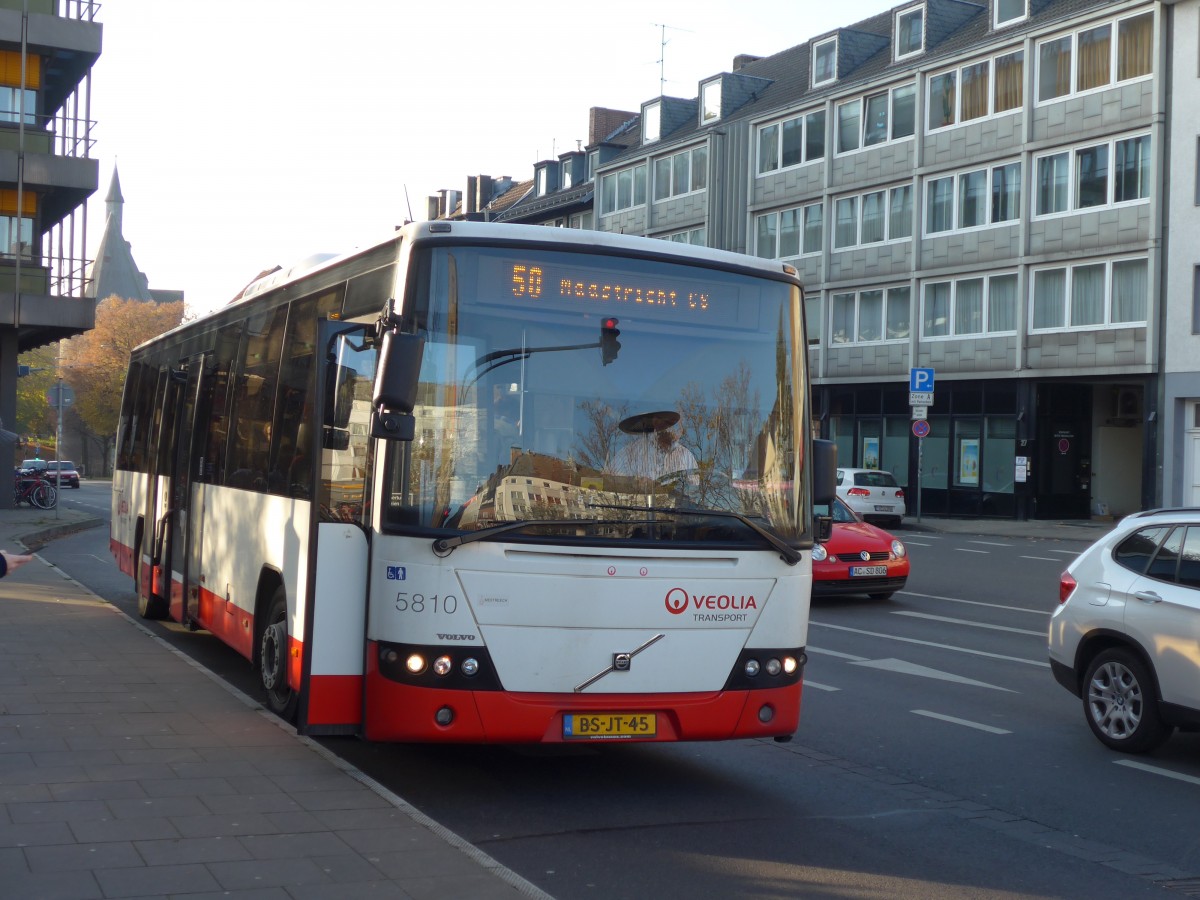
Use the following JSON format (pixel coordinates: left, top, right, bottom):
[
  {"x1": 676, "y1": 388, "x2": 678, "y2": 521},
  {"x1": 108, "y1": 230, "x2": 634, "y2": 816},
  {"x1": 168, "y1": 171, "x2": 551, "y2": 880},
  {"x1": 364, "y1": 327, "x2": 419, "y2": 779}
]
[{"x1": 87, "y1": 0, "x2": 898, "y2": 317}]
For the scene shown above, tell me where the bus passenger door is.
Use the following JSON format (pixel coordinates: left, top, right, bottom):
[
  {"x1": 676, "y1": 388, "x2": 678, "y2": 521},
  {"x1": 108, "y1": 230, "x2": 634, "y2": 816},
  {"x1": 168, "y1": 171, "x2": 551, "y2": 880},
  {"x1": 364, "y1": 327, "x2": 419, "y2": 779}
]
[
  {"x1": 137, "y1": 366, "x2": 175, "y2": 619},
  {"x1": 171, "y1": 355, "x2": 208, "y2": 627}
]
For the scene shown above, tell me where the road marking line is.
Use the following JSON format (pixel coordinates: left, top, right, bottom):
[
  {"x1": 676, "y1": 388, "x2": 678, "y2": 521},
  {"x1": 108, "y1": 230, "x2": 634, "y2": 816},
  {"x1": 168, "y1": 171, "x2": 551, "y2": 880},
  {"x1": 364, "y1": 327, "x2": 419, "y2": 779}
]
[
  {"x1": 912, "y1": 710, "x2": 1012, "y2": 734},
  {"x1": 1114, "y1": 760, "x2": 1200, "y2": 786},
  {"x1": 955, "y1": 548, "x2": 989, "y2": 554},
  {"x1": 852, "y1": 658, "x2": 1015, "y2": 692},
  {"x1": 891, "y1": 610, "x2": 1045, "y2": 636},
  {"x1": 1020, "y1": 555, "x2": 1061, "y2": 561},
  {"x1": 899, "y1": 591, "x2": 1049, "y2": 616},
  {"x1": 807, "y1": 646, "x2": 868, "y2": 662},
  {"x1": 967, "y1": 540, "x2": 1012, "y2": 547},
  {"x1": 802, "y1": 680, "x2": 840, "y2": 692},
  {"x1": 810, "y1": 620, "x2": 1049, "y2": 667},
  {"x1": 903, "y1": 541, "x2": 935, "y2": 547}
]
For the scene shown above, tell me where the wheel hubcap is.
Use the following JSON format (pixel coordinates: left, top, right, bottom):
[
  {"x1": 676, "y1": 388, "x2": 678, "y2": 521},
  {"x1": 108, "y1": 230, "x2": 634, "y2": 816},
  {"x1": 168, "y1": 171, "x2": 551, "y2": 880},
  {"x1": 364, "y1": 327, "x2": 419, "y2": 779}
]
[
  {"x1": 261, "y1": 621, "x2": 286, "y2": 691},
  {"x1": 1088, "y1": 661, "x2": 1142, "y2": 739}
]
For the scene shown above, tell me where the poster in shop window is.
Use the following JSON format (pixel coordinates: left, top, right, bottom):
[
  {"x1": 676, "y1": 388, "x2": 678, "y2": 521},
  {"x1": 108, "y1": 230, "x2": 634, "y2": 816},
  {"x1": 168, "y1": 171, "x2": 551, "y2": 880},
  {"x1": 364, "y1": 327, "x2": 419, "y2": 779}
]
[{"x1": 959, "y1": 438, "x2": 979, "y2": 486}]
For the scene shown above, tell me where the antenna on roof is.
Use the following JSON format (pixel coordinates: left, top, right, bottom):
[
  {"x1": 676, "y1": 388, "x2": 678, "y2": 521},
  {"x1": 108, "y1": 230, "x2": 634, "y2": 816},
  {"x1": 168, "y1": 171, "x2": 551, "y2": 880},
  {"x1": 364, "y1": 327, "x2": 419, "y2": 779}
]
[
  {"x1": 652, "y1": 22, "x2": 693, "y2": 96},
  {"x1": 403, "y1": 185, "x2": 413, "y2": 223}
]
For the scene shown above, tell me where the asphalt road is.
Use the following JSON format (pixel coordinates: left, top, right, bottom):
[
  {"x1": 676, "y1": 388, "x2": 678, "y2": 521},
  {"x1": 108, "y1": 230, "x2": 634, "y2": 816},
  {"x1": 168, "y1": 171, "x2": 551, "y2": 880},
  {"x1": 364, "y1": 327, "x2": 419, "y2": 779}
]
[{"x1": 46, "y1": 484, "x2": 1200, "y2": 899}]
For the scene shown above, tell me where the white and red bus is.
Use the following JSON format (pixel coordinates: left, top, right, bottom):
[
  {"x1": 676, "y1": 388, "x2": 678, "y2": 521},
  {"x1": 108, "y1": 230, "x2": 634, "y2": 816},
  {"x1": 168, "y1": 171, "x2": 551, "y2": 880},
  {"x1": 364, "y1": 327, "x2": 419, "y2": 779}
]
[{"x1": 110, "y1": 221, "x2": 835, "y2": 743}]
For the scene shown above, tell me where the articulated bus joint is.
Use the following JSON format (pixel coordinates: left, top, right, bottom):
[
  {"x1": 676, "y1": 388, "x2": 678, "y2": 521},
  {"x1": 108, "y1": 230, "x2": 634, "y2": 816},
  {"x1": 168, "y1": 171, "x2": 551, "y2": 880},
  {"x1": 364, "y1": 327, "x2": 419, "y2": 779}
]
[
  {"x1": 375, "y1": 640, "x2": 503, "y2": 691},
  {"x1": 721, "y1": 647, "x2": 806, "y2": 692}
]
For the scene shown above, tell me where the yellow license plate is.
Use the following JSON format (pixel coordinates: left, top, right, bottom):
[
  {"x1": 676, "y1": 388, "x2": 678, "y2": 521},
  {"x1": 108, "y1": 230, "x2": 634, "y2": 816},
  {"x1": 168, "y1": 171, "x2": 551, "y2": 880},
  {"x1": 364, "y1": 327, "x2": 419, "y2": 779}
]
[{"x1": 563, "y1": 712, "x2": 657, "y2": 740}]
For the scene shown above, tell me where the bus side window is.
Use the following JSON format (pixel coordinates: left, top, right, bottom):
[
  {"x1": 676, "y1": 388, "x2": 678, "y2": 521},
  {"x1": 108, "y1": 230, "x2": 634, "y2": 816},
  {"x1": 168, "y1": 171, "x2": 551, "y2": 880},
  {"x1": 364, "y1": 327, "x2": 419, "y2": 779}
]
[
  {"x1": 268, "y1": 297, "x2": 316, "y2": 498},
  {"x1": 199, "y1": 321, "x2": 242, "y2": 485},
  {"x1": 227, "y1": 306, "x2": 287, "y2": 492}
]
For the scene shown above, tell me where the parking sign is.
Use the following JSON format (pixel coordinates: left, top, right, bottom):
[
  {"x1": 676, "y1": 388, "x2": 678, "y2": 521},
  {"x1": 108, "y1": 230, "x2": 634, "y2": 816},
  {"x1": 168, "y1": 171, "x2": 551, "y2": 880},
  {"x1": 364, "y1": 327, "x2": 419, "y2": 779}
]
[{"x1": 909, "y1": 367, "x2": 935, "y2": 393}]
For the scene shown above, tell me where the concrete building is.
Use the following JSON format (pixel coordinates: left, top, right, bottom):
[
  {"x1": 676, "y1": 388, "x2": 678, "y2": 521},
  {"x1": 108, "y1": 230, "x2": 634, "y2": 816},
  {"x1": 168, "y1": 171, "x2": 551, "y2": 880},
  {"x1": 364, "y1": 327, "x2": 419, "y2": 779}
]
[{"x1": 585, "y1": 0, "x2": 1184, "y2": 520}]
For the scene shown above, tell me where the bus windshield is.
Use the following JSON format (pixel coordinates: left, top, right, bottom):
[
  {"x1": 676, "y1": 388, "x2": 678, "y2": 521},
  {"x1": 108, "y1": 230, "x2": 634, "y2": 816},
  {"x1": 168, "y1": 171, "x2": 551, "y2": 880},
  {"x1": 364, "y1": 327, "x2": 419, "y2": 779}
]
[{"x1": 381, "y1": 243, "x2": 809, "y2": 545}]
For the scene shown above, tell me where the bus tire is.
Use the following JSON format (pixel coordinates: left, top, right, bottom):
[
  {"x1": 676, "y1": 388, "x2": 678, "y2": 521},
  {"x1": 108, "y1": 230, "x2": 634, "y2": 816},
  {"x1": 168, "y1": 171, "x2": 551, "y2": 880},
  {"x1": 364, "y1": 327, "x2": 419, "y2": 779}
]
[
  {"x1": 135, "y1": 540, "x2": 168, "y2": 620},
  {"x1": 260, "y1": 587, "x2": 298, "y2": 722}
]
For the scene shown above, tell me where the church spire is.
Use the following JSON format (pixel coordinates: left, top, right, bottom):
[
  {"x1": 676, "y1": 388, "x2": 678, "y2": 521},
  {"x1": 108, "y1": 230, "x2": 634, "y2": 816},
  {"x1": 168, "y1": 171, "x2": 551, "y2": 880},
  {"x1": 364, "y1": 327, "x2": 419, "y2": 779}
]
[{"x1": 104, "y1": 164, "x2": 124, "y2": 233}]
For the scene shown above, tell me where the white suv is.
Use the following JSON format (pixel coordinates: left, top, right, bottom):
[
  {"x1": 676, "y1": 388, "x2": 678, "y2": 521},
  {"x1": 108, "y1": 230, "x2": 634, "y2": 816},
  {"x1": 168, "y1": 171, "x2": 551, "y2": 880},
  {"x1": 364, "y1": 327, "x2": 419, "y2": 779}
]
[
  {"x1": 1049, "y1": 508, "x2": 1200, "y2": 753},
  {"x1": 835, "y1": 468, "x2": 905, "y2": 527}
]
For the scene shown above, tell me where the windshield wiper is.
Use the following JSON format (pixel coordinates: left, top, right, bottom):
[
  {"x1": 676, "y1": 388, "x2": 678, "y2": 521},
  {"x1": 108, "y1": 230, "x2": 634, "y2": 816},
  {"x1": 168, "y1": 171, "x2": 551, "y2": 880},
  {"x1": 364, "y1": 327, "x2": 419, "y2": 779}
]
[
  {"x1": 433, "y1": 518, "x2": 604, "y2": 554},
  {"x1": 585, "y1": 503, "x2": 802, "y2": 566}
]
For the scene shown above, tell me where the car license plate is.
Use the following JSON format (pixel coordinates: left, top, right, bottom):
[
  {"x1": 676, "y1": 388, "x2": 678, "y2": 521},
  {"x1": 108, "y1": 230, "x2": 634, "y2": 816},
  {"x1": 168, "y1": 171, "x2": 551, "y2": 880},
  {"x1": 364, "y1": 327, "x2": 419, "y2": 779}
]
[
  {"x1": 563, "y1": 712, "x2": 656, "y2": 740},
  {"x1": 850, "y1": 565, "x2": 887, "y2": 577},
  {"x1": 874, "y1": 505, "x2": 893, "y2": 512}
]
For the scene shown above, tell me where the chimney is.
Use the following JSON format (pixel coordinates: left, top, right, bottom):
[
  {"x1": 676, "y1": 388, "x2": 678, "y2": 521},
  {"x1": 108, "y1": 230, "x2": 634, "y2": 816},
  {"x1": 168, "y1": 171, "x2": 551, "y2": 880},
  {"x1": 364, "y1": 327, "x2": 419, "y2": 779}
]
[
  {"x1": 589, "y1": 107, "x2": 637, "y2": 145},
  {"x1": 465, "y1": 176, "x2": 478, "y2": 215},
  {"x1": 477, "y1": 175, "x2": 493, "y2": 211},
  {"x1": 732, "y1": 54, "x2": 763, "y2": 70}
]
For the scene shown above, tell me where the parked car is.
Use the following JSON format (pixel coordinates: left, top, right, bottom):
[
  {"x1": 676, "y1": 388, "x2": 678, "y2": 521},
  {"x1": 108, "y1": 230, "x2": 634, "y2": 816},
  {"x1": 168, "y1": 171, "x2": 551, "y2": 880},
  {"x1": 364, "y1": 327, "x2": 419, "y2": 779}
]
[
  {"x1": 45, "y1": 460, "x2": 80, "y2": 488},
  {"x1": 835, "y1": 467, "x2": 906, "y2": 527},
  {"x1": 1050, "y1": 508, "x2": 1200, "y2": 753},
  {"x1": 19, "y1": 458, "x2": 48, "y2": 473},
  {"x1": 811, "y1": 497, "x2": 909, "y2": 600}
]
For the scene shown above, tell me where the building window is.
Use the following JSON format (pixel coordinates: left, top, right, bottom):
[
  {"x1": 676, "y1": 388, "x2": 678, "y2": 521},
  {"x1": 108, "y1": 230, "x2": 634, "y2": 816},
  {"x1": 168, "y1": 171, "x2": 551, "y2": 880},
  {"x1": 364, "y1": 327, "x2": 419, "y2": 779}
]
[
  {"x1": 830, "y1": 286, "x2": 911, "y2": 344},
  {"x1": 995, "y1": 0, "x2": 1027, "y2": 28},
  {"x1": 1035, "y1": 135, "x2": 1151, "y2": 216},
  {"x1": 653, "y1": 146, "x2": 707, "y2": 201},
  {"x1": 536, "y1": 167, "x2": 548, "y2": 197},
  {"x1": 755, "y1": 202, "x2": 823, "y2": 259},
  {"x1": 757, "y1": 109, "x2": 825, "y2": 174},
  {"x1": 1193, "y1": 266, "x2": 1200, "y2": 333},
  {"x1": 813, "y1": 37, "x2": 837, "y2": 86},
  {"x1": 643, "y1": 101, "x2": 661, "y2": 144},
  {"x1": 599, "y1": 163, "x2": 647, "y2": 214},
  {"x1": 926, "y1": 162, "x2": 1022, "y2": 234},
  {"x1": 561, "y1": 161, "x2": 573, "y2": 190},
  {"x1": 832, "y1": 185, "x2": 913, "y2": 249},
  {"x1": 928, "y1": 51, "x2": 1024, "y2": 130},
  {"x1": 0, "y1": 215, "x2": 32, "y2": 259},
  {"x1": 587, "y1": 150, "x2": 598, "y2": 182},
  {"x1": 836, "y1": 83, "x2": 915, "y2": 154},
  {"x1": 922, "y1": 273, "x2": 1017, "y2": 339},
  {"x1": 701, "y1": 80, "x2": 722, "y2": 124},
  {"x1": 0, "y1": 86, "x2": 35, "y2": 125},
  {"x1": 1036, "y1": 13, "x2": 1153, "y2": 104},
  {"x1": 1031, "y1": 258, "x2": 1148, "y2": 331},
  {"x1": 896, "y1": 6, "x2": 924, "y2": 59},
  {"x1": 660, "y1": 227, "x2": 706, "y2": 246}
]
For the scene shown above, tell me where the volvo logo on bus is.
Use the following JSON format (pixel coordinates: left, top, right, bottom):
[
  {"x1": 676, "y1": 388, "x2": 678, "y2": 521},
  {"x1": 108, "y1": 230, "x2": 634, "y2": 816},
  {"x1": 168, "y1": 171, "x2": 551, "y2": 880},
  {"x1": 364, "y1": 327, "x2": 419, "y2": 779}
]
[{"x1": 665, "y1": 588, "x2": 689, "y2": 615}]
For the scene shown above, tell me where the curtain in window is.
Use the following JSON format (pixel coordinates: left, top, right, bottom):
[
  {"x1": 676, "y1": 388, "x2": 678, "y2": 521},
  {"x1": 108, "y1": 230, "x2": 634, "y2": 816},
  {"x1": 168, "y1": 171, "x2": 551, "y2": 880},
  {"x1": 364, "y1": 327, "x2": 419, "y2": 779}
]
[
  {"x1": 891, "y1": 85, "x2": 915, "y2": 138},
  {"x1": 781, "y1": 118, "x2": 803, "y2": 167},
  {"x1": 837, "y1": 100, "x2": 861, "y2": 152},
  {"x1": 927, "y1": 178, "x2": 954, "y2": 232},
  {"x1": 1038, "y1": 37, "x2": 1071, "y2": 101},
  {"x1": 806, "y1": 110, "x2": 826, "y2": 160},
  {"x1": 1117, "y1": 13, "x2": 1153, "y2": 81},
  {"x1": 1033, "y1": 269, "x2": 1066, "y2": 328},
  {"x1": 890, "y1": 185, "x2": 913, "y2": 238},
  {"x1": 1112, "y1": 258, "x2": 1148, "y2": 323},
  {"x1": 991, "y1": 162, "x2": 1021, "y2": 222},
  {"x1": 955, "y1": 279, "x2": 984, "y2": 335},
  {"x1": 1071, "y1": 264, "x2": 1105, "y2": 326},
  {"x1": 803, "y1": 204, "x2": 823, "y2": 254},
  {"x1": 923, "y1": 282, "x2": 951, "y2": 336},
  {"x1": 831, "y1": 294, "x2": 855, "y2": 344},
  {"x1": 653, "y1": 158, "x2": 672, "y2": 202},
  {"x1": 861, "y1": 191, "x2": 885, "y2": 243},
  {"x1": 886, "y1": 287, "x2": 911, "y2": 339},
  {"x1": 1037, "y1": 154, "x2": 1068, "y2": 214},
  {"x1": 1114, "y1": 135, "x2": 1149, "y2": 202},
  {"x1": 1077, "y1": 25, "x2": 1112, "y2": 92},
  {"x1": 994, "y1": 51, "x2": 1024, "y2": 112},
  {"x1": 755, "y1": 214, "x2": 777, "y2": 259},
  {"x1": 758, "y1": 124, "x2": 779, "y2": 174},
  {"x1": 779, "y1": 208, "x2": 801, "y2": 258},
  {"x1": 988, "y1": 274, "x2": 1017, "y2": 332},
  {"x1": 961, "y1": 62, "x2": 990, "y2": 121},
  {"x1": 633, "y1": 165, "x2": 646, "y2": 205},
  {"x1": 672, "y1": 153, "x2": 690, "y2": 195},
  {"x1": 617, "y1": 170, "x2": 632, "y2": 209},
  {"x1": 858, "y1": 290, "x2": 883, "y2": 341},
  {"x1": 835, "y1": 197, "x2": 858, "y2": 248},
  {"x1": 691, "y1": 147, "x2": 707, "y2": 191},
  {"x1": 928, "y1": 72, "x2": 956, "y2": 128},
  {"x1": 863, "y1": 94, "x2": 888, "y2": 146}
]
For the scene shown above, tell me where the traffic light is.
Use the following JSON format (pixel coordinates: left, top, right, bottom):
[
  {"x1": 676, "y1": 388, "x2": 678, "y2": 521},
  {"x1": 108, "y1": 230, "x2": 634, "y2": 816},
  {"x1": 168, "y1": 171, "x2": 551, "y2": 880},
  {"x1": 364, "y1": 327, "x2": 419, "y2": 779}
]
[{"x1": 599, "y1": 317, "x2": 621, "y2": 366}]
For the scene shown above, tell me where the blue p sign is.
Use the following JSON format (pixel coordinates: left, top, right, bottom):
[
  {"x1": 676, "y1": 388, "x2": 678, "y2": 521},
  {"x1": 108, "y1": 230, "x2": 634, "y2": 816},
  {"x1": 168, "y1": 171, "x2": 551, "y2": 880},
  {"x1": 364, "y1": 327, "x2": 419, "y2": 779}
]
[{"x1": 910, "y1": 367, "x2": 935, "y2": 393}]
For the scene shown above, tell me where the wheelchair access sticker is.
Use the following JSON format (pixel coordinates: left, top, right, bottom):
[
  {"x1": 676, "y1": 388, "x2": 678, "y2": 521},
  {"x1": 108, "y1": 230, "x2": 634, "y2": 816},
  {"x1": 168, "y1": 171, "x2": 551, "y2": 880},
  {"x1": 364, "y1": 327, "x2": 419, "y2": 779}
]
[{"x1": 386, "y1": 566, "x2": 407, "y2": 581}]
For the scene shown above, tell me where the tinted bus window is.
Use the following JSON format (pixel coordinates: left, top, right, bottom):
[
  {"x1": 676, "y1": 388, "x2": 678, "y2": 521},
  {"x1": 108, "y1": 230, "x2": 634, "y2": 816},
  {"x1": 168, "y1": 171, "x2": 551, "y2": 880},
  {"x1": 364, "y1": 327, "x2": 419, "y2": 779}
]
[
  {"x1": 268, "y1": 297, "x2": 316, "y2": 497},
  {"x1": 227, "y1": 306, "x2": 287, "y2": 491},
  {"x1": 200, "y1": 321, "x2": 242, "y2": 485}
]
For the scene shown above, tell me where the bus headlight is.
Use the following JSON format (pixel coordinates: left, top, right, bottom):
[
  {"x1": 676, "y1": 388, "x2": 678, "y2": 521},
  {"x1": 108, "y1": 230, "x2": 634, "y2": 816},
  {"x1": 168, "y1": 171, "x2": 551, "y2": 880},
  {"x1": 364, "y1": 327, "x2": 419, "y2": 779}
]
[
  {"x1": 405, "y1": 653, "x2": 426, "y2": 675},
  {"x1": 433, "y1": 655, "x2": 453, "y2": 676},
  {"x1": 782, "y1": 656, "x2": 798, "y2": 675},
  {"x1": 744, "y1": 659, "x2": 760, "y2": 677},
  {"x1": 461, "y1": 658, "x2": 479, "y2": 677},
  {"x1": 765, "y1": 658, "x2": 782, "y2": 676}
]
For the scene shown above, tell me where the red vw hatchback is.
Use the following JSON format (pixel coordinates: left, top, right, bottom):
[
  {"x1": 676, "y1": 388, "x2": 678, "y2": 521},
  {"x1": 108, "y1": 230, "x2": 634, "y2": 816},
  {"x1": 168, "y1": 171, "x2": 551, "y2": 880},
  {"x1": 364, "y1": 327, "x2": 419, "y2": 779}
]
[{"x1": 812, "y1": 497, "x2": 910, "y2": 600}]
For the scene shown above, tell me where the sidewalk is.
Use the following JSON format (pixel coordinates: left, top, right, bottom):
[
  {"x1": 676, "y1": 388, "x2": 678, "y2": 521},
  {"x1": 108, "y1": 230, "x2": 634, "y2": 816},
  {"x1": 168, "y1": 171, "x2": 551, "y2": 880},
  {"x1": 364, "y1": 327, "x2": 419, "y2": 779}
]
[{"x1": 0, "y1": 504, "x2": 550, "y2": 900}]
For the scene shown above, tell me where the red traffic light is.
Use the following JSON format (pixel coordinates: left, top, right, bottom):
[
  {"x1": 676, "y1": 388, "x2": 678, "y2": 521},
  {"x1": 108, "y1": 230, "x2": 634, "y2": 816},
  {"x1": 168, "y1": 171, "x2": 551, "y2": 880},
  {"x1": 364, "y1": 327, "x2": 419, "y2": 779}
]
[{"x1": 602, "y1": 317, "x2": 619, "y2": 330}]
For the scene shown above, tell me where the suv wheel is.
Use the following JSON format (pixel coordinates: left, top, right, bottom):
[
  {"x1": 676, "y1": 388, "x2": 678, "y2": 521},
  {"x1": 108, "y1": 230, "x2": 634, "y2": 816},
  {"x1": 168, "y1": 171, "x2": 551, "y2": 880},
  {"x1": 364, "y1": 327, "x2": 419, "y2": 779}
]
[{"x1": 1082, "y1": 648, "x2": 1170, "y2": 753}]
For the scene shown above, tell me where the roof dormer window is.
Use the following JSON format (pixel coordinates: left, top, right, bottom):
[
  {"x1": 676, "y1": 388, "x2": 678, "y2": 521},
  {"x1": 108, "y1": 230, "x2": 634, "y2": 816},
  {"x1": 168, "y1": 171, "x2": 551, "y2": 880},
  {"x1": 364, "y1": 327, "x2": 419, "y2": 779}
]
[
  {"x1": 701, "y1": 79, "x2": 722, "y2": 125},
  {"x1": 895, "y1": 5, "x2": 924, "y2": 59},
  {"x1": 994, "y1": 0, "x2": 1027, "y2": 28},
  {"x1": 643, "y1": 101, "x2": 661, "y2": 144},
  {"x1": 812, "y1": 37, "x2": 837, "y2": 87},
  {"x1": 536, "y1": 167, "x2": 548, "y2": 197}
]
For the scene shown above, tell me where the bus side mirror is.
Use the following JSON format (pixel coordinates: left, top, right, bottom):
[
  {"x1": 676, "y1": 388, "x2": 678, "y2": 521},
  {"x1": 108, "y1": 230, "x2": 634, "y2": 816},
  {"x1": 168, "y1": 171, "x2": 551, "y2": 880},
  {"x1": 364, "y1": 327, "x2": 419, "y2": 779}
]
[
  {"x1": 371, "y1": 330, "x2": 424, "y2": 442},
  {"x1": 812, "y1": 438, "x2": 837, "y2": 506}
]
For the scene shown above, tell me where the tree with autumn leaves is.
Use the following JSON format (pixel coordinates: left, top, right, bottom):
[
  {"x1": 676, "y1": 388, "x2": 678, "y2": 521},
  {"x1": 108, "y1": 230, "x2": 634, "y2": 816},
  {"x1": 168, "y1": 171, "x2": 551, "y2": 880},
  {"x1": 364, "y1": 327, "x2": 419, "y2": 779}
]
[{"x1": 17, "y1": 296, "x2": 185, "y2": 475}]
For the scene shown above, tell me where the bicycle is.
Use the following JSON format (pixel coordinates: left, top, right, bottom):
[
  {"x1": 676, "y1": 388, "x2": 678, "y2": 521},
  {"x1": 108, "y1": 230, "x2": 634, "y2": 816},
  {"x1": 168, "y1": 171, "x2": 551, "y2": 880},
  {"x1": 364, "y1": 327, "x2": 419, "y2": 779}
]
[{"x1": 14, "y1": 471, "x2": 56, "y2": 510}]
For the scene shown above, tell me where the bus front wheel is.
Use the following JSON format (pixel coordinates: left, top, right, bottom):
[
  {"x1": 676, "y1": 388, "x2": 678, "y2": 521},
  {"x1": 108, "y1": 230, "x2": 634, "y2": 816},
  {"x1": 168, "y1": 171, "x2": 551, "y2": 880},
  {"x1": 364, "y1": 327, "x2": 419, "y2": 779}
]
[{"x1": 260, "y1": 588, "x2": 298, "y2": 722}]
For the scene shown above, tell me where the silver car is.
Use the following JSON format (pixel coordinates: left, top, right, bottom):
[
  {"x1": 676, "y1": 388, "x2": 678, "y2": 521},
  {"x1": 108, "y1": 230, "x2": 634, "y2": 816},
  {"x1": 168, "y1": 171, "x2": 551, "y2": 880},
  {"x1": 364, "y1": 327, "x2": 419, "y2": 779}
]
[
  {"x1": 835, "y1": 467, "x2": 906, "y2": 527},
  {"x1": 1049, "y1": 508, "x2": 1200, "y2": 753}
]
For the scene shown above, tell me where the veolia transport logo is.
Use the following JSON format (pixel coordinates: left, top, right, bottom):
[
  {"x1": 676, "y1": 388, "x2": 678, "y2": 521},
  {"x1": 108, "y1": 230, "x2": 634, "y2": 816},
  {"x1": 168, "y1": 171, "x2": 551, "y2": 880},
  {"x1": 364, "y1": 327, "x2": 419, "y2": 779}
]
[{"x1": 665, "y1": 588, "x2": 689, "y2": 615}]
